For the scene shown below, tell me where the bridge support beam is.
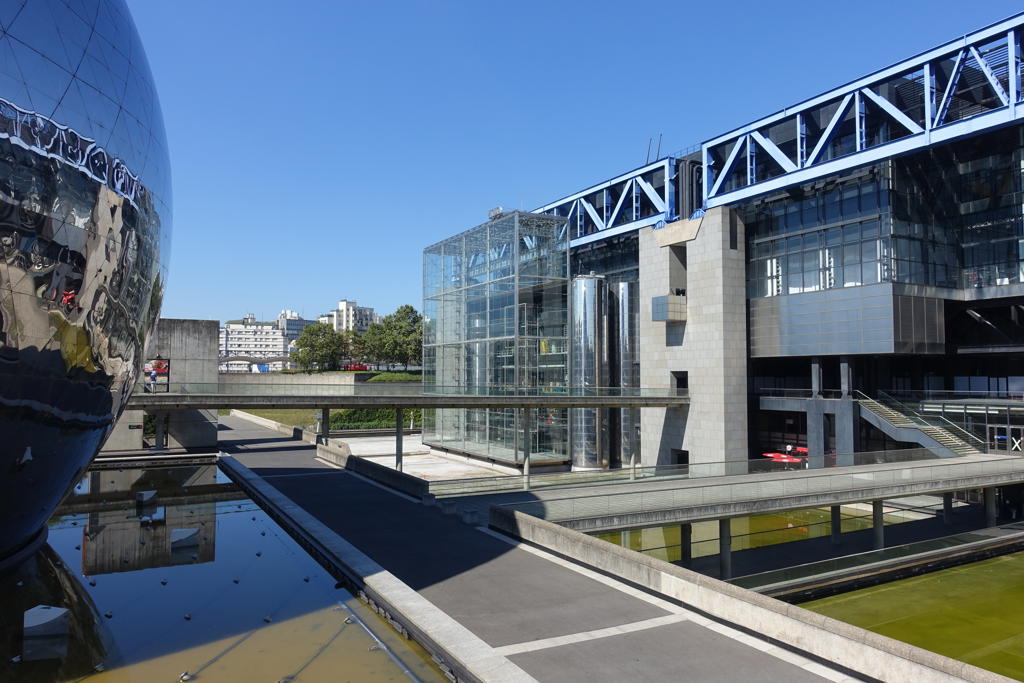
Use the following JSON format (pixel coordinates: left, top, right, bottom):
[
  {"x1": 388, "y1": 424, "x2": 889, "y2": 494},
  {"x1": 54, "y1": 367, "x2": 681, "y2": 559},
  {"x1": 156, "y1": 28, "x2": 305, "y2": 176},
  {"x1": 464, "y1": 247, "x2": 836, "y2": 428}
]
[
  {"x1": 396, "y1": 408, "x2": 403, "y2": 472},
  {"x1": 943, "y1": 492, "x2": 954, "y2": 525},
  {"x1": 680, "y1": 523, "x2": 692, "y2": 566},
  {"x1": 718, "y1": 519, "x2": 732, "y2": 580},
  {"x1": 319, "y1": 408, "x2": 330, "y2": 444},
  {"x1": 985, "y1": 486, "x2": 997, "y2": 527},
  {"x1": 872, "y1": 500, "x2": 885, "y2": 549},
  {"x1": 830, "y1": 505, "x2": 842, "y2": 544},
  {"x1": 522, "y1": 408, "x2": 532, "y2": 491},
  {"x1": 153, "y1": 411, "x2": 167, "y2": 450}
]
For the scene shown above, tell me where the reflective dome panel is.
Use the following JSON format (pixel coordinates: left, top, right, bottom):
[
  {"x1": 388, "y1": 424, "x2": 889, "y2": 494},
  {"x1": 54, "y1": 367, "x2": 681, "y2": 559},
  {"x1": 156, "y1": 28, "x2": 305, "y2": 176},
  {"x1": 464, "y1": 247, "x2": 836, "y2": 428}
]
[{"x1": 0, "y1": 0, "x2": 171, "y2": 563}]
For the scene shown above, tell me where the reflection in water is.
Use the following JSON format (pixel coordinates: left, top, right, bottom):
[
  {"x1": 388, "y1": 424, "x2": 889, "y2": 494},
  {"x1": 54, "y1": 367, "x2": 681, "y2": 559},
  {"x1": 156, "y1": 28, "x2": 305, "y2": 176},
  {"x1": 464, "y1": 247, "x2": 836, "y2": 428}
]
[
  {"x1": 0, "y1": 545, "x2": 112, "y2": 682},
  {"x1": 1, "y1": 466, "x2": 441, "y2": 682}
]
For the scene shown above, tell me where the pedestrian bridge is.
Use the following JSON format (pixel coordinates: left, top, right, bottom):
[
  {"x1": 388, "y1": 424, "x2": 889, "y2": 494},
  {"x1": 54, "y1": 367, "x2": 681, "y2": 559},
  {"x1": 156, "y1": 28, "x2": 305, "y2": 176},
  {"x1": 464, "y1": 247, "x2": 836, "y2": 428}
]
[
  {"x1": 495, "y1": 452, "x2": 1024, "y2": 533},
  {"x1": 127, "y1": 383, "x2": 688, "y2": 410}
]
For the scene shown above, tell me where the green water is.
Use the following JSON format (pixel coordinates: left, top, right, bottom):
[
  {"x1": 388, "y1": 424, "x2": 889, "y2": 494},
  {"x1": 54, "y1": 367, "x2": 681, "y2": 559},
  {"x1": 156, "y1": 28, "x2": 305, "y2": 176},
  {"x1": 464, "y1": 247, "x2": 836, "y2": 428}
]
[
  {"x1": 593, "y1": 507, "x2": 908, "y2": 563},
  {"x1": 803, "y1": 552, "x2": 1024, "y2": 680}
]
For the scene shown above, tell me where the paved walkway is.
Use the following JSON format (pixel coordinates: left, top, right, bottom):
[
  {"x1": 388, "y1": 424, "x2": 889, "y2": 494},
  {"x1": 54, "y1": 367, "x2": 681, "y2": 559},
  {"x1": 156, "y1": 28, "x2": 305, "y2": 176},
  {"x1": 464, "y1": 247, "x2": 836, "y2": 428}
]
[{"x1": 217, "y1": 415, "x2": 849, "y2": 682}]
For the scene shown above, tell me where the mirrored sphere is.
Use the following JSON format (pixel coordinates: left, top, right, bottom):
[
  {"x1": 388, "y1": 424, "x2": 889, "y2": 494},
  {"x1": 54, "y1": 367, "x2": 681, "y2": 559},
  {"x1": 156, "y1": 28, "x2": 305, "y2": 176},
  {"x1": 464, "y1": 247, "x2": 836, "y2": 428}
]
[{"x1": 0, "y1": 0, "x2": 171, "y2": 564}]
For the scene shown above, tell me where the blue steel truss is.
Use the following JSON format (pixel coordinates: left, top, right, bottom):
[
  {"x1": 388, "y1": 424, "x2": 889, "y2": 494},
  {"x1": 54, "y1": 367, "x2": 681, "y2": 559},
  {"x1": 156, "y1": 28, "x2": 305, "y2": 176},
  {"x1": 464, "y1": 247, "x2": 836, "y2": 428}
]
[
  {"x1": 535, "y1": 158, "x2": 675, "y2": 247},
  {"x1": 703, "y1": 13, "x2": 1024, "y2": 208}
]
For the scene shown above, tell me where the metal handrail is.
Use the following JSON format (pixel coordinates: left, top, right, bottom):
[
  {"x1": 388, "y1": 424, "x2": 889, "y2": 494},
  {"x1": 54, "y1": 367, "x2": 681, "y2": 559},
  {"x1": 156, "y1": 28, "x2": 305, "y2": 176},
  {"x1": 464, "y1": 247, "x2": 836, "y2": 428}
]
[{"x1": 874, "y1": 390, "x2": 986, "y2": 449}]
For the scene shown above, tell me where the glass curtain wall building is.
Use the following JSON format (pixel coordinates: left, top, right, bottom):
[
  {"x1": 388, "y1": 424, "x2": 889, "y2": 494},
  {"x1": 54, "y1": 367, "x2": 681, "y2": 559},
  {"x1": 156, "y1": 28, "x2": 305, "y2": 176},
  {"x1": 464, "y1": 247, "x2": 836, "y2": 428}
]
[{"x1": 423, "y1": 211, "x2": 569, "y2": 464}]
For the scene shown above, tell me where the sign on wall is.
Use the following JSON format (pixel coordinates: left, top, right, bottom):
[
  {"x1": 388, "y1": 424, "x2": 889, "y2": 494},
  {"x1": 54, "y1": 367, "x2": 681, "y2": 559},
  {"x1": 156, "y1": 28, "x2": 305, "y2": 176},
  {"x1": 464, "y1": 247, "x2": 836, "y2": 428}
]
[{"x1": 143, "y1": 358, "x2": 170, "y2": 392}]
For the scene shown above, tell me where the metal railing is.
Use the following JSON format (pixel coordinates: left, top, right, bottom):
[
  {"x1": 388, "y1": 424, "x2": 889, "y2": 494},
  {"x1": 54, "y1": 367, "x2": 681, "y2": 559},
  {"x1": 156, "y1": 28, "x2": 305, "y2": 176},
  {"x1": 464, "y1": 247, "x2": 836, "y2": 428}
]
[{"x1": 872, "y1": 390, "x2": 987, "y2": 450}]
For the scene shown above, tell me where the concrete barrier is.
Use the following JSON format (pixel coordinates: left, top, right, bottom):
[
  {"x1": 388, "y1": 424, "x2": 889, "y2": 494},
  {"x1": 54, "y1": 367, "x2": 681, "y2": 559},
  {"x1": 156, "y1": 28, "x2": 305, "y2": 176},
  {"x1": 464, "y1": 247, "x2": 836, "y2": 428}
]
[
  {"x1": 315, "y1": 442, "x2": 428, "y2": 499},
  {"x1": 489, "y1": 507, "x2": 1013, "y2": 683},
  {"x1": 229, "y1": 409, "x2": 303, "y2": 439},
  {"x1": 220, "y1": 456, "x2": 533, "y2": 683}
]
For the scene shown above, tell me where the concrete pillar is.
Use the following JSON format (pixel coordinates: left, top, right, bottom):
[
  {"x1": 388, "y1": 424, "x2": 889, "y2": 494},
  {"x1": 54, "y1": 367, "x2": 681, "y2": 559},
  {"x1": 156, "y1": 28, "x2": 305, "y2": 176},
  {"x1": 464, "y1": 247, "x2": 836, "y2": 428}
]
[
  {"x1": 985, "y1": 487, "x2": 998, "y2": 527},
  {"x1": 872, "y1": 500, "x2": 885, "y2": 549},
  {"x1": 522, "y1": 408, "x2": 531, "y2": 491},
  {"x1": 836, "y1": 399, "x2": 859, "y2": 467},
  {"x1": 830, "y1": 505, "x2": 842, "y2": 544},
  {"x1": 807, "y1": 401, "x2": 825, "y2": 469},
  {"x1": 320, "y1": 408, "x2": 330, "y2": 444},
  {"x1": 718, "y1": 519, "x2": 732, "y2": 580},
  {"x1": 154, "y1": 411, "x2": 166, "y2": 450},
  {"x1": 943, "y1": 492, "x2": 954, "y2": 525},
  {"x1": 395, "y1": 408, "x2": 403, "y2": 472},
  {"x1": 680, "y1": 523, "x2": 692, "y2": 566},
  {"x1": 840, "y1": 356, "x2": 852, "y2": 396},
  {"x1": 811, "y1": 357, "x2": 822, "y2": 397}
]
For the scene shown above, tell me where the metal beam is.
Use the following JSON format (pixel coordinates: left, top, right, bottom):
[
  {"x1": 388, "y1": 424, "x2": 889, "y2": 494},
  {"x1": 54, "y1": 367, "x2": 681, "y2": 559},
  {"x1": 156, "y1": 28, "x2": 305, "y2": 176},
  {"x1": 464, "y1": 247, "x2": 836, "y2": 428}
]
[
  {"x1": 933, "y1": 49, "x2": 965, "y2": 127},
  {"x1": 859, "y1": 87, "x2": 924, "y2": 134},
  {"x1": 750, "y1": 130, "x2": 797, "y2": 172},
  {"x1": 705, "y1": 103, "x2": 1024, "y2": 207},
  {"x1": 806, "y1": 93, "x2": 853, "y2": 167},
  {"x1": 709, "y1": 136, "x2": 747, "y2": 197},
  {"x1": 635, "y1": 175, "x2": 667, "y2": 213},
  {"x1": 970, "y1": 45, "x2": 1009, "y2": 106}
]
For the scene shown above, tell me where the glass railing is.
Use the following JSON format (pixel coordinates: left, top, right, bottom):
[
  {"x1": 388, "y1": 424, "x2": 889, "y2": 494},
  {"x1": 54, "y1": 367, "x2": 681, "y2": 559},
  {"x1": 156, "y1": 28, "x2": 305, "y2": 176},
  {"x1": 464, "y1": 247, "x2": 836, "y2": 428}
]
[
  {"x1": 430, "y1": 448, "x2": 941, "y2": 498},
  {"x1": 133, "y1": 382, "x2": 689, "y2": 399},
  {"x1": 757, "y1": 388, "x2": 845, "y2": 399},
  {"x1": 496, "y1": 454, "x2": 1024, "y2": 523}
]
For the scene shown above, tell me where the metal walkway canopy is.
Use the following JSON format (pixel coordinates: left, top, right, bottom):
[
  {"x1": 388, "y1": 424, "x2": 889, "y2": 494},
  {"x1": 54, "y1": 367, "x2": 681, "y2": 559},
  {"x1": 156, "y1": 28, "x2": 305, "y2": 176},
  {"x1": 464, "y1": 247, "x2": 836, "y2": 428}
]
[
  {"x1": 703, "y1": 12, "x2": 1024, "y2": 208},
  {"x1": 127, "y1": 383, "x2": 689, "y2": 411}
]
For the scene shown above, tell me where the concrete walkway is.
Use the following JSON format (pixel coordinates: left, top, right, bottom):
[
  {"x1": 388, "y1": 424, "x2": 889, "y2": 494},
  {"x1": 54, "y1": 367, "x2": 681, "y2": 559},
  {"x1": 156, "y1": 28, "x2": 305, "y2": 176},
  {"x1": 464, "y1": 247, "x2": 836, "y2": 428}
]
[{"x1": 216, "y1": 415, "x2": 850, "y2": 682}]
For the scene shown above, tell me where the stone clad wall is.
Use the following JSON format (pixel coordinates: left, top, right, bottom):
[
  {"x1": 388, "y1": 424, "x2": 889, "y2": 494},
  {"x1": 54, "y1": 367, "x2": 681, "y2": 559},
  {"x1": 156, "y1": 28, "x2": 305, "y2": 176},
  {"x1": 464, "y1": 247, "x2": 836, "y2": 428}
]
[{"x1": 638, "y1": 207, "x2": 749, "y2": 467}]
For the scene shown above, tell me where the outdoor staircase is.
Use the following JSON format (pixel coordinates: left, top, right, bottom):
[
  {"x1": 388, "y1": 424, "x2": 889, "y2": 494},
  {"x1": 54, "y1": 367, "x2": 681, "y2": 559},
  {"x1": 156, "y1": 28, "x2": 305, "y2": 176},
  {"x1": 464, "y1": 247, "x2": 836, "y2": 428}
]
[{"x1": 857, "y1": 397, "x2": 984, "y2": 457}]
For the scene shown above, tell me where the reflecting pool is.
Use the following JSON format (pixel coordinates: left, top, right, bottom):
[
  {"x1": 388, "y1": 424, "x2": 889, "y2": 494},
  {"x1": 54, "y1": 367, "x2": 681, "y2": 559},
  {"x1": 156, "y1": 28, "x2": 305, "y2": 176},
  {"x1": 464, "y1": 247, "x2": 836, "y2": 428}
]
[
  {"x1": 802, "y1": 552, "x2": 1024, "y2": 680},
  {"x1": 592, "y1": 505, "x2": 917, "y2": 563},
  {"x1": 1, "y1": 465, "x2": 443, "y2": 682}
]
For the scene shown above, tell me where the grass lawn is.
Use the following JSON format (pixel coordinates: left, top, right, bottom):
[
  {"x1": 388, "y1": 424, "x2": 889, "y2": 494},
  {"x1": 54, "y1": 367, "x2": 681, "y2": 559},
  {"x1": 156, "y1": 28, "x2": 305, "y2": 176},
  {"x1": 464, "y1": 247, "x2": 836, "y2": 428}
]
[
  {"x1": 365, "y1": 371, "x2": 421, "y2": 382},
  {"x1": 235, "y1": 408, "x2": 319, "y2": 428}
]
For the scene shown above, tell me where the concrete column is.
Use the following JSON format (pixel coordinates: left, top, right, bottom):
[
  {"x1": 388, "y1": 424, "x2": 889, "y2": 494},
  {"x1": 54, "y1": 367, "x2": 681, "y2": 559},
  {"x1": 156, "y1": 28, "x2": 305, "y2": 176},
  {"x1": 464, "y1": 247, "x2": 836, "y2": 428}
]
[
  {"x1": 835, "y1": 399, "x2": 858, "y2": 467},
  {"x1": 807, "y1": 401, "x2": 825, "y2": 469},
  {"x1": 811, "y1": 357, "x2": 822, "y2": 397},
  {"x1": 153, "y1": 411, "x2": 166, "y2": 450},
  {"x1": 943, "y1": 492, "x2": 954, "y2": 525},
  {"x1": 840, "y1": 356, "x2": 852, "y2": 396},
  {"x1": 830, "y1": 505, "x2": 842, "y2": 544},
  {"x1": 320, "y1": 408, "x2": 330, "y2": 444},
  {"x1": 395, "y1": 408, "x2": 403, "y2": 472},
  {"x1": 872, "y1": 500, "x2": 885, "y2": 549},
  {"x1": 522, "y1": 408, "x2": 531, "y2": 491},
  {"x1": 513, "y1": 409, "x2": 519, "y2": 465},
  {"x1": 718, "y1": 518, "x2": 732, "y2": 580},
  {"x1": 985, "y1": 487, "x2": 998, "y2": 527},
  {"x1": 680, "y1": 523, "x2": 692, "y2": 566}
]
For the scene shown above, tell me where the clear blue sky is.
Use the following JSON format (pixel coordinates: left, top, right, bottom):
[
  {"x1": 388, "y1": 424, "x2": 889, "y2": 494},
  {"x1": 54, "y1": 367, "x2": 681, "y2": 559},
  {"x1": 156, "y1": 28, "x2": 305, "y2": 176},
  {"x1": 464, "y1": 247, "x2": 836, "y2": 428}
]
[{"x1": 128, "y1": 1, "x2": 1024, "y2": 323}]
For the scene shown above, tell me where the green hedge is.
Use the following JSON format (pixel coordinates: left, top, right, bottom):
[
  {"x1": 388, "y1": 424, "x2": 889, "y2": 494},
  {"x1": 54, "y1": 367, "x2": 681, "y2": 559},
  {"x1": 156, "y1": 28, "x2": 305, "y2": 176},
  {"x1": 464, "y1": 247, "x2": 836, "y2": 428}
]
[{"x1": 329, "y1": 407, "x2": 421, "y2": 430}]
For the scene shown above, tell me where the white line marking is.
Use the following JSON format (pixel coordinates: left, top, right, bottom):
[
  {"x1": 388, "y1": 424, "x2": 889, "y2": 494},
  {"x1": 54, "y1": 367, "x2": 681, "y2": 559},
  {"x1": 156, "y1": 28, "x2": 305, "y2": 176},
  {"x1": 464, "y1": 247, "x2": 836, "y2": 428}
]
[
  {"x1": 496, "y1": 613, "x2": 690, "y2": 656},
  {"x1": 475, "y1": 527, "x2": 850, "y2": 681}
]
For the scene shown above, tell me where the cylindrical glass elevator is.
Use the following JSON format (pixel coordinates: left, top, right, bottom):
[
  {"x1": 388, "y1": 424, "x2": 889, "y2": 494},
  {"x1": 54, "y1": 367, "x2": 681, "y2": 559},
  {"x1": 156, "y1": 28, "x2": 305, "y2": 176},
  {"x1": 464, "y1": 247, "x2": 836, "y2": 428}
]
[
  {"x1": 617, "y1": 281, "x2": 640, "y2": 467},
  {"x1": 570, "y1": 274, "x2": 610, "y2": 469}
]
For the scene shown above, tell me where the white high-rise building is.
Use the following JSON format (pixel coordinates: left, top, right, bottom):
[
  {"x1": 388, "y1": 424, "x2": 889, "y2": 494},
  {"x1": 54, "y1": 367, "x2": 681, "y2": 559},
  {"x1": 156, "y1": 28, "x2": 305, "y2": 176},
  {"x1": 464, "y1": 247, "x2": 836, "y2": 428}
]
[
  {"x1": 319, "y1": 299, "x2": 378, "y2": 334},
  {"x1": 219, "y1": 313, "x2": 289, "y2": 372}
]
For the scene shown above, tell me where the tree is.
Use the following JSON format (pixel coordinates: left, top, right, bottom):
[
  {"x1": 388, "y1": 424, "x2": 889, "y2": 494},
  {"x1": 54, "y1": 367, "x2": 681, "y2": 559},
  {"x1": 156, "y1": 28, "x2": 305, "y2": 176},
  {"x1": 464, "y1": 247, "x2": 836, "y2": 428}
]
[
  {"x1": 358, "y1": 305, "x2": 423, "y2": 370},
  {"x1": 291, "y1": 323, "x2": 344, "y2": 372}
]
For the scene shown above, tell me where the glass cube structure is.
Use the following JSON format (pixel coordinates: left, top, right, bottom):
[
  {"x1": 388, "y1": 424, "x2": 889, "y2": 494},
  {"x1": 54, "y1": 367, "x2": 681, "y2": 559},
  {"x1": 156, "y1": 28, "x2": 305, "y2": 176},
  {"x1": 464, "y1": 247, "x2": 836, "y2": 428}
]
[{"x1": 422, "y1": 211, "x2": 569, "y2": 464}]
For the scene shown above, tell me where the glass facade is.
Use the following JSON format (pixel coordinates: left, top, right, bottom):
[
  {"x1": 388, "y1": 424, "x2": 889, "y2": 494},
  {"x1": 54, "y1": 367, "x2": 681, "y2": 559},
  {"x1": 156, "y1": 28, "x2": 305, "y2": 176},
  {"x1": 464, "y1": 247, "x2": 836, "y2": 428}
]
[
  {"x1": 742, "y1": 124, "x2": 1024, "y2": 299},
  {"x1": 422, "y1": 212, "x2": 568, "y2": 464},
  {"x1": 0, "y1": 0, "x2": 171, "y2": 562}
]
